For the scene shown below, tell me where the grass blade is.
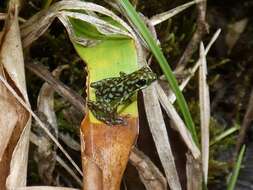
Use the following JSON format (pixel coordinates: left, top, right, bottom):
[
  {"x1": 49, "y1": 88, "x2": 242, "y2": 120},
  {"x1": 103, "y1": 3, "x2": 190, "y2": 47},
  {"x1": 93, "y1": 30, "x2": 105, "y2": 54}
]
[
  {"x1": 143, "y1": 84, "x2": 182, "y2": 190},
  {"x1": 150, "y1": 0, "x2": 202, "y2": 26},
  {"x1": 119, "y1": 0, "x2": 198, "y2": 144},
  {"x1": 199, "y1": 42, "x2": 210, "y2": 184},
  {"x1": 210, "y1": 125, "x2": 240, "y2": 146},
  {"x1": 227, "y1": 145, "x2": 246, "y2": 190}
]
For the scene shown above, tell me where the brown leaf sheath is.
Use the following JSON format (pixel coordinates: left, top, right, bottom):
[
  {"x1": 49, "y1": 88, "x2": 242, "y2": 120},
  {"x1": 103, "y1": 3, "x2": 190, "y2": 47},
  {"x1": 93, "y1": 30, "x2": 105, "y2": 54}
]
[{"x1": 80, "y1": 115, "x2": 138, "y2": 190}]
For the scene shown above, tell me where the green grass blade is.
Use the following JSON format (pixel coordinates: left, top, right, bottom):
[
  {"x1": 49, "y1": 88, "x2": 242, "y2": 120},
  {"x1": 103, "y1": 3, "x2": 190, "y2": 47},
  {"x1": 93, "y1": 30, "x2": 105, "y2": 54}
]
[
  {"x1": 210, "y1": 125, "x2": 240, "y2": 146},
  {"x1": 119, "y1": 0, "x2": 198, "y2": 144},
  {"x1": 227, "y1": 145, "x2": 246, "y2": 190}
]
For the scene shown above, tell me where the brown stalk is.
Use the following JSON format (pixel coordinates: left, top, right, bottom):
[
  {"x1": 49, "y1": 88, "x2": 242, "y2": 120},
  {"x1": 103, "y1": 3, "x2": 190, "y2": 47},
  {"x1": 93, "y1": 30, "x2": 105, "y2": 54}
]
[{"x1": 236, "y1": 89, "x2": 253, "y2": 154}]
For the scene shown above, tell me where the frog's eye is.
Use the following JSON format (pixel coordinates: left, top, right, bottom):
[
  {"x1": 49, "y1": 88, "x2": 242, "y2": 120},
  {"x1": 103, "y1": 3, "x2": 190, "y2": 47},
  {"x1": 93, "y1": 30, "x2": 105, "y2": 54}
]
[{"x1": 136, "y1": 79, "x2": 147, "y2": 86}]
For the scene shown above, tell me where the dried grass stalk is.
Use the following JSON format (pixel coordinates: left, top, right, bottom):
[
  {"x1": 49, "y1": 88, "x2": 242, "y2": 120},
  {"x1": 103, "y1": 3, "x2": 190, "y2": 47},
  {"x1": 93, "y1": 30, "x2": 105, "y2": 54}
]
[
  {"x1": 150, "y1": 0, "x2": 203, "y2": 26},
  {"x1": 143, "y1": 83, "x2": 182, "y2": 190},
  {"x1": 186, "y1": 153, "x2": 202, "y2": 190},
  {"x1": 199, "y1": 42, "x2": 210, "y2": 184}
]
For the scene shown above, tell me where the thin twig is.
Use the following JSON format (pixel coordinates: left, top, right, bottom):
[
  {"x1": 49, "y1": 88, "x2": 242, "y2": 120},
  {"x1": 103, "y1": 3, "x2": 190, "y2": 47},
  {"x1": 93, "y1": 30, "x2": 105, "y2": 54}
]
[
  {"x1": 165, "y1": 29, "x2": 221, "y2": 104},
  {"x1": 129, "y1": 147, "x2": 167, "y2": 190},
  {"x1": 0, "y1": 12, "x2": 26, "y2": 22},
  {"x1": 236, "y1": 89, "x2": 253, "y2": 154},
  {"x1": 56, "y1": 156, "x2": 83, "y2": 187},
  {"x1": 175, "y1": 0, "x2": 208, "y2": 72},
  {"x1": 30, "y1": 132, "x2": 83, "y2": 187},
  {"x1": 150, "y1": 0, "x2": 203, "y2": 26},
  {"x1": 25, "y1": 61, "x2": 86, "y2": 114}
]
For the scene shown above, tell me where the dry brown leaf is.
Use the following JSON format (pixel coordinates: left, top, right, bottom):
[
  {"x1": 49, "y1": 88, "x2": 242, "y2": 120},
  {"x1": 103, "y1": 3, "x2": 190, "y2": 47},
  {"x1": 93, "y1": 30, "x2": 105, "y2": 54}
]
[
  {"x1": 80, "y1": 116, "x2": 138, "y2": 190},
  {"x1": 0, "y1": 1, "x2": 31, "y2": 189}
]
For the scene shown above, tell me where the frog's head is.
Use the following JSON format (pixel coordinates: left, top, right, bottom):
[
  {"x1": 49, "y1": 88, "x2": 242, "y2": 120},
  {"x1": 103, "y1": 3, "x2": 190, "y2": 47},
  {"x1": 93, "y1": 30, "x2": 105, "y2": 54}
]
[{"x1": 134, "y1": 67, "x2": 157, "y2": 89}]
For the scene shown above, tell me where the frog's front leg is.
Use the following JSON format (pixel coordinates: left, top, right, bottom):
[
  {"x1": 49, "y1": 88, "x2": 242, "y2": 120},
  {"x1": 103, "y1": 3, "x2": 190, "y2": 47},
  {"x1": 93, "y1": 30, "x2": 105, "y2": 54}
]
[
  {"x1": 119, "y1": 71, "x2": 127, "y2": 77},
  {"x1": 90, "y1": 80, "x2": 103, "y2": 89},
  {"x1": 87, "y1": 100, "x2": 127, "y2": 126}
]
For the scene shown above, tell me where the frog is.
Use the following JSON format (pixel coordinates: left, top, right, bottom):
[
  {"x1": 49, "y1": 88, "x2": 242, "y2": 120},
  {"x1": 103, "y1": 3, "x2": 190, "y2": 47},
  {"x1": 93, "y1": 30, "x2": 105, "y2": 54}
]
[{"x1": 87, "y1": 66, "x2": 157, "y2": 126}]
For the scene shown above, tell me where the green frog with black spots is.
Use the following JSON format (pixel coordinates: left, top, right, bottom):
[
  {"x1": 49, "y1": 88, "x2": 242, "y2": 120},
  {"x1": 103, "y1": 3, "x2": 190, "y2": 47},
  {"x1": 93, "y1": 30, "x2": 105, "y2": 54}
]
[{"x1": 87, "y1": 66, "x2": 157, "y2": 125}]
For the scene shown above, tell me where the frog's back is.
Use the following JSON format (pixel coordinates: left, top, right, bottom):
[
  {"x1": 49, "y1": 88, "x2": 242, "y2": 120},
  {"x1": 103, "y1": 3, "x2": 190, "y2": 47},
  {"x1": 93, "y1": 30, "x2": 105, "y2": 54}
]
[
  {"x1": 90, "y1": 76, "x2": 122, "y2": 92},
  {"x1": 91, "y1": 66, "x2": 156, "y2": 105}
]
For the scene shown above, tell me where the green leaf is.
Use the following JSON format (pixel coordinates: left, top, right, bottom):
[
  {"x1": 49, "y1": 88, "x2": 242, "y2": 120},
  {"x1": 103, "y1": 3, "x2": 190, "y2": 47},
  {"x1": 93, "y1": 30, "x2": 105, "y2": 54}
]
[{"x1": 69, "y1": 17, "x2": 129, "y2": 40}]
